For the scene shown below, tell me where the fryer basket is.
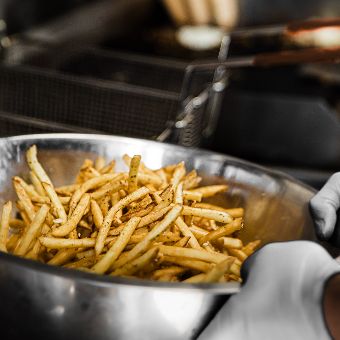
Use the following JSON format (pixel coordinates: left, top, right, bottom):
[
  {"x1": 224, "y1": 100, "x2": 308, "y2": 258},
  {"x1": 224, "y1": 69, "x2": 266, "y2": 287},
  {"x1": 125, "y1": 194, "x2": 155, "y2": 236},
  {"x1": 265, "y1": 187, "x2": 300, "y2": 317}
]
[{"x1": 0, "y1": 44, "x2": 226, "y2": 146}]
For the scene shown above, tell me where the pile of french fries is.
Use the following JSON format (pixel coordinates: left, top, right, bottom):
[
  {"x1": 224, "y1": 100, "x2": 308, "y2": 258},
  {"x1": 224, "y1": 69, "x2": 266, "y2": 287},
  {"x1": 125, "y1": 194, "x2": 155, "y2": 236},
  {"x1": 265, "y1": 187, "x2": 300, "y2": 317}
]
[{"x1": 0, "y1": 145, "x2": 260, "y2": 283}]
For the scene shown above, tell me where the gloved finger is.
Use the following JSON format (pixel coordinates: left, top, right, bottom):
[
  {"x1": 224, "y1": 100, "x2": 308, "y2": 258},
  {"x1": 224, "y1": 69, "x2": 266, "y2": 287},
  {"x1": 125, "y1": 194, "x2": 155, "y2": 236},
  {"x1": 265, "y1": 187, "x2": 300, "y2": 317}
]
[
  {"x1": 328, "y1": 210, "x2": 340, "y2": 247},
  {"x1": 309, "y1": 173, "x2": 340, "y2": 240}
]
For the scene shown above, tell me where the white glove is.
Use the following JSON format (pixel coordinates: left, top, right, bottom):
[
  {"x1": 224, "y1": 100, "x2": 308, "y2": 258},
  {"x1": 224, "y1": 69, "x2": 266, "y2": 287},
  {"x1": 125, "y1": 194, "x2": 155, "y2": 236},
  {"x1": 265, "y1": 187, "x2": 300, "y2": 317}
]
[
  {"x1": 198, "y1": 241, "x2": 340, "y2": 340},
  {"x1": 310, "y1": 173, "x2": 340, "y2": 246}
]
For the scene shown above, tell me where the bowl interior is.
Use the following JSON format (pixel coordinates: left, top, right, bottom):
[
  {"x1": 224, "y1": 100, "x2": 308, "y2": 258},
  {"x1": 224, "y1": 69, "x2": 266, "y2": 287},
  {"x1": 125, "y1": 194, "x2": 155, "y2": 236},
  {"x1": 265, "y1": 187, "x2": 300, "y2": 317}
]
[{"x1": 0, "y1": 133, "x2": 317, "y2": 248}]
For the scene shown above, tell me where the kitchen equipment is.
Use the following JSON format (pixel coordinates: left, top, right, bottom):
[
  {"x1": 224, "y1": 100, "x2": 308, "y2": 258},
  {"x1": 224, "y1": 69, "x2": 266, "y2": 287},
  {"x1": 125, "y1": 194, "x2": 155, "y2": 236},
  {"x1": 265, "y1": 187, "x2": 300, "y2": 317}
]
[
  {"x1": 0, "y1": 42, "x2": 229, "y2": 147},
  {"x1": 0, "y1": 133, "x2": 317, "y2": 340}
]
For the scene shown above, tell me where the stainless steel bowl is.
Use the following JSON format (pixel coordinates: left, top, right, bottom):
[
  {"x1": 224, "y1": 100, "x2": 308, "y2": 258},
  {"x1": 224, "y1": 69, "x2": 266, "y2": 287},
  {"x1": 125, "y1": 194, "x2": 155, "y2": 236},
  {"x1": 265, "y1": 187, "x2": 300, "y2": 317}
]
[{"x1": 0, "y1": 134, "x2": 317, "y2": 340}]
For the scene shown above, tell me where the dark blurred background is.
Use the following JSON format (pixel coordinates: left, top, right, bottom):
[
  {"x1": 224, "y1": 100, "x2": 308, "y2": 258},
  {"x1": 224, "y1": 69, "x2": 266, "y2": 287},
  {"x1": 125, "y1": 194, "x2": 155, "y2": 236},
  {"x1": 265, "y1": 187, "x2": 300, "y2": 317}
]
[{"x1": 0, "y1": 0, "x2": 339, "y2": 189}]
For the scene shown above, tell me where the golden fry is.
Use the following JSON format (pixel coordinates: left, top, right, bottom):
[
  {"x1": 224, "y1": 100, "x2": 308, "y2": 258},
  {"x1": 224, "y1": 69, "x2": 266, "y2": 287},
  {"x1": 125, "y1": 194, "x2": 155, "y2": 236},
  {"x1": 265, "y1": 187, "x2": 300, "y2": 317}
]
[
  {"x1": 158, "y1": 245, "x2": 229, "y2": 263},
  {"x1": 92, "y1": 217, "x2": 140, "y2": 274},
  {"x1": 48, "y1": 249, "x2": 78, "y2": 266},
  {"x1": 111, "y1": 247, "x2": 159, "y2": 276},
  {"x1": 13, "y1": 177, "x2": 36, "y2": 218},
  {"x1": 69, "y1": 173, "x2": 124, "y2": 215},
  {"x1": 0, "y1": 201, "x2": 12, "y2": 252},
  {"x1": 94, "y1": 156, "x2": 106, "y2": 171},
  {"x1": 52, "y1": 194, "x2": 91, "y2": 237},
  {"x1": 128, "y1": 155, "x2": 141, "y2": 193},
  {"x1": 183, "y1": 273, "x2": 206, "y2": 283},
  {"x1": 15, "y1": 204, "x2": 49, "y2": 256},
  {"x1": 171, "y1": 162, "x2": 185, "y2": 189},
  {"x1": 26, "y1": 145, "x2": 67, "y2": 223},
  {"x1": 182, "y1": 190, "x2": 202, "y2": 202},
  {"x1": 201, "y1": 257, "x2": 235, "y2": 283},
  {"x1": 91, "y1": 199, "x2": 103, "y2": 229},
  {"x1": 199, "y1": 219, "x2": 243, "y2": 245},
  {"x1": 100, "y1": 160, "x2": 115, "y2": 174},
  {"x1": 175, "y1": 217, "x2": 202, "y2": 249},
  {"x1": 161, "y1": 255, "x2": 213, "y2": 273},
  {"x1": 30, "y1": 171, "x2": 46, "y2": 196},
  {"x1": 193, "y1": 203, "x2": 244, "y2": 218},
  {"x1": 174, "y1": 182, "x2": 183, "y2": 205},
  {"x1": 40, "y1": 237, "x2": 96, "y2": 249},
  {"x1": 174, "y1": 236, "x2": 190, "y2": 247},
  {"x1": 242, "y1": 240, "x2": 261, "y2": 256},
  {"x1": 182, "y1": 206, "x2": 233, "y2": 224},
  {"x1": 112, "y1": 204, "x2": 182, "y2": 269},
  {"x1": 42, "y1": 182, "x2": 67, "y2": 224},
  {"x1": 95, "y1": 186, "x2": 150, "y2": 256}
]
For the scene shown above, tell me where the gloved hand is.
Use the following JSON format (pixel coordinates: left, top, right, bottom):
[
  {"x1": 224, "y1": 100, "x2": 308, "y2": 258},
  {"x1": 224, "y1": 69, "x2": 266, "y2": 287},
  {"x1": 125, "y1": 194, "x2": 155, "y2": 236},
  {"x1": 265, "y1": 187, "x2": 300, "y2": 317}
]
[
  {"x1": 198, "y1": 241, "x2": 340, "y2": 340},
  {"x1": 310, "y1": 173, "x2": 340, "y2": 247}
]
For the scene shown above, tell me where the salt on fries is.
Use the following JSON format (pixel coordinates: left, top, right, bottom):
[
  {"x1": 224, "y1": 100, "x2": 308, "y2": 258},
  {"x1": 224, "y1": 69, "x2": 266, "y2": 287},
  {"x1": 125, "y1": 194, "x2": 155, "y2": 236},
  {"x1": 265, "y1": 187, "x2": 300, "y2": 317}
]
[{"x1": 0, "y1": 145, "x2": 261, "y2": 284}]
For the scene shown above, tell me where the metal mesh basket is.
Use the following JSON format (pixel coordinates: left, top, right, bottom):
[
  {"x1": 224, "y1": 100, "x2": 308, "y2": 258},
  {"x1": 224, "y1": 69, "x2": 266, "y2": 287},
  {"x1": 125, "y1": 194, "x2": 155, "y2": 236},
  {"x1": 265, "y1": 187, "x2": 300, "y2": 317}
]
[{"x1": 0, "y1": 45, "x2": 221, "y2": 146}]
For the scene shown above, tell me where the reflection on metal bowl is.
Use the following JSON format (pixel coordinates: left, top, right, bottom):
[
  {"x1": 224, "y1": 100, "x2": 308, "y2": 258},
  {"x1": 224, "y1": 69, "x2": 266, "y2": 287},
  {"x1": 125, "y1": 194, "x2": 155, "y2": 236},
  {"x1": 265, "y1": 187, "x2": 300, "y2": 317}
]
[{"x1": 0, "y1": 134, "x2": 316, "y2": 340}]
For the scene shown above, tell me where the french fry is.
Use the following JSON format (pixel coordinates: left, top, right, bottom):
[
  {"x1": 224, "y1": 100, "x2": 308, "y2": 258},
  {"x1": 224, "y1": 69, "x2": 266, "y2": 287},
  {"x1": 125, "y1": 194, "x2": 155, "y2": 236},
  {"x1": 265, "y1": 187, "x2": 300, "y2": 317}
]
[
  {"x1": 158, "y1": 245, "x2": 229, "y2": 264},
  {"x1": 94, "y1": 156, "x2": 106, "y2": 171},
  {"x1": 138, "y1": 173, "x2": 162, "y2": 187},
  {"x1": 174, "y1": 236, "x2": 190, "y2": 247},
  {"x1": 98, "y1": 194, "x2": 110, "y2": 216},
  {"x1": 175, "y1": 217, "x2": 202, "y2": 249},
  {"x1": 182, "y1": 190, "x2": 202, "y2": 202},
  {"x1": 14, "y1": 176, "x2": 49, "y2": 204},
  {"x1": 6, "y1": 233, "x2": 21, "y2": 253},
  {"x1": 90, "y1": 180, "x2": 126, "y2": 201},
  {"x1": 0, "y1": 201, "x2": 12, "y2": 252},
  {"x1": 15, "y1": 204, "x2": 49, "y2": 256},
  {"x1": 161, "y1": 255, "x2": 213, "y2": 272},
  {"x1": 59, "y1": 197, "x2": 71, "y2": 205},
  {"x1": 111, "y1": 247, "x2": 159, "y2": 276},
  {"x1": 193, "y1": 203, "x2": 244, "y2": 218},
  {"x1": 52, "y1": 194, "x2": 91, "y2": 237},
  {"x1": 201, "y1": 257, "x2": 235, "y2": 283},
  {"x1": 69, "y1": 173, "x2": 124, "y2": 215},
  {"x1": 188, "y1": 185, "x2": 228, "y2": 198},
  {"x1": 13, "y1": 177, "x2": 36, "y2": 218},
  {"x1": 183, "y1": 170, "x2": 202, "y2": 190},
  {"x1": 92, "y1": 217, "x2": 140, "y2": 274},
  {"x1": 75, "y1": 159, "x2": 95, "y2": 183},
  {"x1": 9, "y1": 218, "x2": 25, "y2": 230},
  {"x1": 242, "y1": 240, "x2": 261, "y2": 256},
  {"x1": 183, "y1": 273, "x2": 206, "y2": 283},
  {"x1": 112, "y1": 204, "x2": 182, "y2": 269},
  {"x1": 100, "y1": 160, "x2": 115, "y2": 174},
  {"x1": 30, "y1": 171, "x2": 46, "y2": 196},
  {"x1": 128, "y1": 155, "x2": 141, "y2": 193},
  {"x1": 223, "y1": 237, "x2": 243, "y2": 249},
  {"x1": 48, "y1": 249, "x2": 78, "y2": 266},
  {"x1": 25, "y1": 239, "x2": 42, "y2": 260},
  {"x1": 26, "y1": 145, "x2": 67, "y2": 223},
  {"x1": 152, "y1": 266, "x2": 186, "y2": 280},
  {"x1": 228, "y1": 248, "x2": 248, "y2": 261},
  {"x1": 55, "y1": 184, "x2": 80, "y2": 196},
  {"x1": 123, "y1": 154, "x2": 159, "y2": 179},
  {"x1": 75, "y1": 249, "x2": 95, "y2": 260},
  {"x1": 171, "y1": 162, "x2": 185, "y2": 189},
  {"x1": 65, "y1": 257, "x2": 95, "y2": 269},
  {"x1": 199, "y1": 218, "x2": 243, "y2": 245},
  {"x1": 174, "y1": 182, "x2": 183, "y2": 204},
  {"x1": 95, "y1": 186, "x2": 150, "y2": 256},
  {"x1": 91, "y1": 199, "x2": 103, "y2": 229},
  {"x1": 182, "y1": 206, "x2": 233, "y2": 224},
  {"x1": 40, "y1": 237, "x2": 96, "y2": 249},
  {"x1": 42, "y1": 182, "x2": 67, "y2": 224}
]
